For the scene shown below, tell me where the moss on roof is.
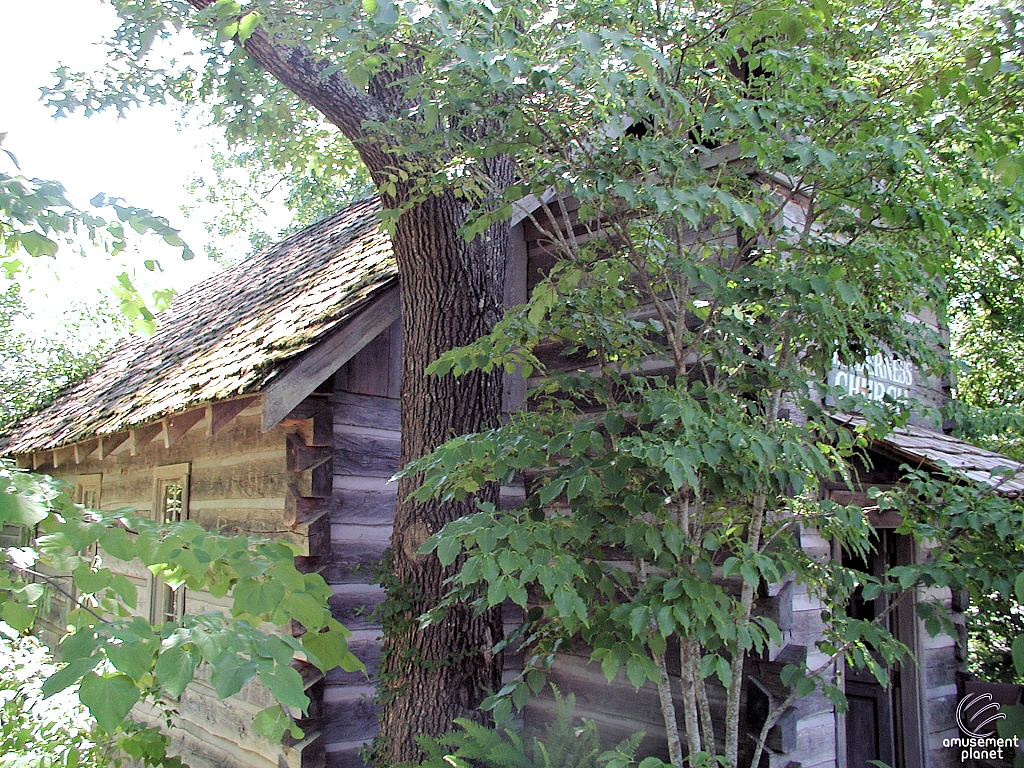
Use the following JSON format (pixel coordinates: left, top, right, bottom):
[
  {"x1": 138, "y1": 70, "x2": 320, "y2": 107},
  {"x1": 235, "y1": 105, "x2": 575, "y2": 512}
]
[{"x1": 3, "y1": 198, "x2": 396, "y2": 455}]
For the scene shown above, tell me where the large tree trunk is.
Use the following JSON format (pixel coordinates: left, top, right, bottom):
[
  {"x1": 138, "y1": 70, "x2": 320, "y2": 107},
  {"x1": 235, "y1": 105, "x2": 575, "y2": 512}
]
[{"x1": 376, "y1": 186, "x2": 511, "y2": 765}]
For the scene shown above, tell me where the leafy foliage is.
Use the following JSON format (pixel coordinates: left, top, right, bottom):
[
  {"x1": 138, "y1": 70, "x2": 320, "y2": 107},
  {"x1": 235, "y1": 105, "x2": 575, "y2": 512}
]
[
  {"x1": 0, "y1": 283, "x2": 126, "y2": 434},
  {"x1": 0, "y1": 621, "x2": 109, "y2": 768},
  {"x1": 0, "y1": 134, "x2": 191, "y2": 332},
  {"x1": 385, "y1": 1, "x2": 1024, "y2": 763},
  {"x1": 0, "y1": 460, "x2": 364, "y2": 759},
  {"x1": 414, "y1": 689, "x2": 646, "y2": 768}
]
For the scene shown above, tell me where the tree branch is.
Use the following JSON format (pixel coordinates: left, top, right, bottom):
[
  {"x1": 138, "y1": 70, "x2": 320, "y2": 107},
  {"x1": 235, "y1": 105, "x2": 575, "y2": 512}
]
[{"x1": 181, "y1": 0, "x2": 398, "y2": 179}]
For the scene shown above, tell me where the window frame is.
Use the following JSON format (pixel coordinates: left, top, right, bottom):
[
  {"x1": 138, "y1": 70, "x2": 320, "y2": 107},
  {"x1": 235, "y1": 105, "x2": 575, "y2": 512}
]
[{"x1": 149, "y1": 463, "x2": 191, "y2": 625}]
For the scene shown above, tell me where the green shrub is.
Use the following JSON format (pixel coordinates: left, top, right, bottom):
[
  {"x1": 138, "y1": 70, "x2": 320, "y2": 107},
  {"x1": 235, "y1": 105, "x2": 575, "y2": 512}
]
[
  {"x1": 0, "y1": 621, "x2": 109, "y2": 768},
  {"x1": 414, "y1": 690, "x2": 645, "y2": 768}
]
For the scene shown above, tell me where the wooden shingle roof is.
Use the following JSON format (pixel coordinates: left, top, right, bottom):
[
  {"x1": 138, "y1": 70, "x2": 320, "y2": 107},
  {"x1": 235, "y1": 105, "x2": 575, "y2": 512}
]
[
  {"x1": 3, "y1": 198, "x2": 395, "y2": 455},
  {"x1": 875, "y1": 422, "x2": 1024, "y2": 496},
  {"x1": 836, "y1": 415, "x2": 1024, "y2": 496}
]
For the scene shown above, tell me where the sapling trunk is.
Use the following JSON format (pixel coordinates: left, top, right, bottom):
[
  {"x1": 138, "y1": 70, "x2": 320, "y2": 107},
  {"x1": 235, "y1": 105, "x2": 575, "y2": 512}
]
[
  {"x1": 678, "y1": 636, "x2": 703, "y2": 761},
  {"x1": 724, "y1": 491, "x2": 767, "y2": 767}
]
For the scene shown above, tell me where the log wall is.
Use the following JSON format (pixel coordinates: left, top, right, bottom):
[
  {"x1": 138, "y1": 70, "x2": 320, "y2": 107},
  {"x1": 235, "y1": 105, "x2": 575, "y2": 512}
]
[
  {"x1": 323, "y1": 321, "x2": 401, "y2": 768},
  {"x1": 28, "y1": 402, "x2": 322, "y2": 768}
]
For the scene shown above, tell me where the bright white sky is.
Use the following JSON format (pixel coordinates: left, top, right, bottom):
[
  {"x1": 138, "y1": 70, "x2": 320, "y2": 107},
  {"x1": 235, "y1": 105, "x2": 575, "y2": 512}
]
[{"x1": 0, "y1": 0, "x2": 283, "y2": 327}]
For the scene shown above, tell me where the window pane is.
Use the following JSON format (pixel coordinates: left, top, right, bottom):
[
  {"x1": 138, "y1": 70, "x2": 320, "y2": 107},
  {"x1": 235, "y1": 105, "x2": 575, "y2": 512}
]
[{"x1": 161, "y1": 482, "x2": 184, "y2": 524}]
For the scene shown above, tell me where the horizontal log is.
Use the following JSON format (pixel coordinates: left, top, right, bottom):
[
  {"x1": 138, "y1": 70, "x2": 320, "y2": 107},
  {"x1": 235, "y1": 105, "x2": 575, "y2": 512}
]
[
  {"x1": 325, "y1": 639, "x2": 381, "y2": 687},
  {"x1": 320, "y1": 538, "x2": 389, "y2": 585},
  {"x1": 282, "y1": 396, "x2": 330, "y2": 424},
  {"x1": 333, "y1": 433, "x2": 399, "y2": 478},
  {"x1": 190, "y1": 457, "x2": 289, "y2": 500},
  {"x1": 287, "y1": 484, "x2": 330, "y2": 526},
  {"x1": 282, "y1": 397, "x2": 333, "y2": 450},
  {"x1": 330, "y1": 488, "x2": 396, "y2": 526},
  {"x1": 280, "y1": 733, "x2": 327, "y2": 768},
  {"x1": 330, "y1": 392, "x2": 400, "y2": 431},
  {"x1": 288, "y1": 432, "x2": 333, "y2": 472},
  {"x1": 325, "y1": 741, "x2": 375, "y2": 768},
  {"x1": 524, "y1": 695, "x2": 671, "y2": 758},
  {"x1": 322, "y1": 687, "x2": 379, "y2": 743},
  {"x1": 328, "y1": 588, "x2": 385, "y2": 631}
]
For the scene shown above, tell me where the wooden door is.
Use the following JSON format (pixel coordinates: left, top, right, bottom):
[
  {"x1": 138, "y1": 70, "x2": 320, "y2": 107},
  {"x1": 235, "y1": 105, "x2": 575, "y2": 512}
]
[{"x1": 842, "y1": 530, "x2": 902, "y2": 768}]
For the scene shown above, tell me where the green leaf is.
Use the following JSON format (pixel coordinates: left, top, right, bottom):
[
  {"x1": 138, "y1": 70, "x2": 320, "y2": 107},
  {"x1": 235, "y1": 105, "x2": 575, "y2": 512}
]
[
  {"x1": 237, "y1": 11, "x2": 261, "y2": 42},
  {"x1": 1013, "y1": 635, "x2": 1024, "y2": 678},
  {"x1": 302, "y1": 628, "x2": 363, "y2": 673},
  {"x1": 0, "y1": 486, "x2": 48, "y2": 526},
  {"x1": 110, "y1": 573, "x2": 138, "y2": 609},
  {"x1": 73, "y1": 565, "x2": 113, "y2": 594},
  {"x1": 253, "y1": 705, "x2": 303, "y2": 743},
  {"x1": 1, "y1": 600, "x2": 36, "y2": 632},
  {"x1": 107, "y1": 642, "x2": 154, "y2": 682},
  {"x1": 79, "y1": 672, "x2": 140, "y2": 733},
  {"x1": 1014, "y1": 572, "x2": 1024, "y2": 604},
  {"x1": 18, "y1": 231, "x2": 59, "y2": 258},
  {"x1": 154, "y1": 645, "x2": 196, "y2": 698},
  {"x1": 436, "y1": 535, "x2": 462, "y2": 567},
  {"x1": 210, "y1": 652, "x2": 258, "y2": 699},
  {"x1": 99, "y1": 527, "x2": 137, "y2": 561},
  {"x1": 41, "y1": 656, "x2": 101, "y2": 698},
  {"x1": 258, "y1": 664, "x2": 309, "y2": 712},
  {"x1": 284, "y1": 592, "x2": 328, "y2": 631},
  {"x1": 233, "y1": 579, "x2": 286, "y2": 617},
  {"x1": 626, "y1": 655, "x2": 649, "y2": 689}
]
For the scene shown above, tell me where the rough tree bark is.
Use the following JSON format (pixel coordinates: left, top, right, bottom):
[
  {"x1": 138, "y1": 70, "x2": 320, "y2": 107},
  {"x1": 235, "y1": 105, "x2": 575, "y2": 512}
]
[
  {"x1": 178, "y1": 1, "x2": 513, "y2": 762},
  {"x1": 383, "y1": 184, "x2": 511, "y2": 764}
]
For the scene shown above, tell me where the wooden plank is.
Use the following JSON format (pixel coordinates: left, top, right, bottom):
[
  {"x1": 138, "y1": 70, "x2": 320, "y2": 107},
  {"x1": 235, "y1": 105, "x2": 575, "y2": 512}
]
[
  {"x1": 74, "y1": 439, "x2": 99, "y2": 464},
  {"x1": 130, "y1": 422, "x2": 164, "y2": 456},
  {"x1": 166, "y1": 408, "x2": 206, "y2": 447},
  {"x1": 263, "y1": 285, "x2": 400, "y2": 431},
  {"x1": 288, "y1": 432, "x2": 333, "y2": 472},
  {"x1": 52, "y1": 446, "x2": 75, "y2": 468},
  {"x1": 344, "y1": 323, "x2": 396, "y2": 397},
  {"x1": 333, "y1": 432, "x2": 399, "y2": 478},
  {"x1": 208, "y1": 395, "x2": 259, "y2": 436},
  {"x1": 101, "y1": 431, "x2": 131, "y2": 457},
  {"x1": 330, "y1": 392, "x2": 400, "y2": 431}
]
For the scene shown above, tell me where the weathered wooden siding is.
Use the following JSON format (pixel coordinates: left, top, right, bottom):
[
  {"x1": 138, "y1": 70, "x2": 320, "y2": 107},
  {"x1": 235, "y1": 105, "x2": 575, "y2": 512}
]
[
  {"x1": 26, "y1": 402, "x2": 324, "y2": 768},
  {"x1": 323, "y1": 323, "x2": 401, "y2": 768}
]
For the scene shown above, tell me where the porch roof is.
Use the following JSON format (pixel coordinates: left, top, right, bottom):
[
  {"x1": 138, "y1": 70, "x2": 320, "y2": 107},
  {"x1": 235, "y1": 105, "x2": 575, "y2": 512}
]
[{"x1": 839, "y1": 417, "x2": 1024, "y2": 496}]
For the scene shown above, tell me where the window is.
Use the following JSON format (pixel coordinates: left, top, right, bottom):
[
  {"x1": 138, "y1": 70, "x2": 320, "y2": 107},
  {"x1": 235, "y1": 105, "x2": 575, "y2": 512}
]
[
  {"x1": 74, "y1": 474, "x2": 102, "y2": 510},
  {"x1": 150, "y1": 463, "x2": 190, "y2": 625}
]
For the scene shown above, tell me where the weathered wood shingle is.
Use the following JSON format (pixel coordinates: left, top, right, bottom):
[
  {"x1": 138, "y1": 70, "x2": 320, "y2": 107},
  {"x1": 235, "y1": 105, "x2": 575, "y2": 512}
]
[{"x1": 3, "y1": 198, "x2": 395, "y2": 455}]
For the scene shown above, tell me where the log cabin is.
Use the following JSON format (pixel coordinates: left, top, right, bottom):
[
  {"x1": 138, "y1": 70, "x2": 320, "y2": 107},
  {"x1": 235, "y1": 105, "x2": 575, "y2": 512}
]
[{"x1": 4, "y1": 178, "x2": 1024, "y2": 768}]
